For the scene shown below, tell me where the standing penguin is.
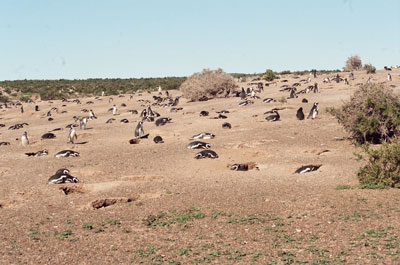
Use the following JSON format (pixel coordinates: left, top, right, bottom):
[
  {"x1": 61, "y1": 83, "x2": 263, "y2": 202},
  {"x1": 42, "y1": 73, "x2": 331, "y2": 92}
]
[
  {"x1": 89, "y1": 109, "x2": 97, "y2": 120},
  {"x1": 134, "y1": 121, "x2": 144, "y2": 138},
  {"x1": 307, "y1": 102, "x2": 319, "y2": 119},
  {"x1": 313, "y1": 83, "x2": 318, "y2": 93},
  {"x1": 112, "y1": 104, "x2": 117, "y2": 115},
  {"x1": 20, "y1": 106, "x2": 24, "y2": 113},
  {"x1": 240, "y1": 88, "x2": 246, "y2": 100},
  {"x1": 21, "y1": 131, "x2": 29, "y2": 146},
  {"x1": 67, "y1": 127, "x2": 78, "y2": 143},
  {"x1": 296, "y1": 107, "x2": 305, "y2": 120},
  {"x1": 80, "y1": 117, "x2": 88, "y2": 130},
  {"x1": 388, "y1": 73, "x2": 392, "y2": 81}
]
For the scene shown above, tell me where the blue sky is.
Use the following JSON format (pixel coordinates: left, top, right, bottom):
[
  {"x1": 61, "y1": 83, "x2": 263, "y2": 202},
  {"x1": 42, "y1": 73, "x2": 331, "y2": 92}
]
[{"x1": 1, "y1": 0, "x2": 399, "y2": 80}]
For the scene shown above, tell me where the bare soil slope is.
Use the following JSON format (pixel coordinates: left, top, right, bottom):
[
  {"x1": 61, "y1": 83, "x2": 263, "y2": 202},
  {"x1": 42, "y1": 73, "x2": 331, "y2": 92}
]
[{"x1": 1, "y1": 69, "x2": 400, "y2": 264}]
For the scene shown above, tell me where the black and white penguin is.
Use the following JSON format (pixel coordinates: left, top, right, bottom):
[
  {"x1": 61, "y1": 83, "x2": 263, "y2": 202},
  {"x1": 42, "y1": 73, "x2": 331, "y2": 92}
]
[
  {"x1": 67, "y1": 127, "x2": 77, "y2": 143},
  {"x1": 128, "y1": 109, "x2": 138, "y2": 114},
  {"x1": 187, "y1": 141, "x2": 211, "y2": 149},
  {"x1": 289, "y1": 87, "x2": 297, "y2": 98},
  {"x1": 222, "y1": 122, "x2": 232, "y2": 129},
  {"x1": 294, "y1": 164, "x2": 321, "y2": 174},
  {"x1": 200, "y1": 111, "x2": 209, "y2": 117},
  {"x1": 191, "y1": 132, "x2": 215, "y2": 140},
  {"x1": 388, "y1": 73, "x2": 392, "y2": 81},
  {"x1": 89, "y1": 109, "x2": 97, "y2": 120},
  {"x1": 307, "y1": 102, "x2": 319, "y2": 119},
  {"x1": 153, "y1": 136, "x2": 164, "y2": 143},
  {"x1": 302, "y1": 98, "x2": 308, "y2": 103},
  {"x1": 35, "y1": 105, "x2": 39, "y2": 111},
  {"x1": 41, "y1": 132, "x2": 56, "y2": 139},
  {"x1": 80, "y1": 117, "x2": 88, "y2": 130},
  {"x1": 313, "y1": 83, "x2": 318, "y2": 93},
  {"x1": 112, "y1": 104, "x2": 117, "y2": 115},
  {"x1": 296, "y1": 107, "x2": 305, "y2": 120},
  {"x1": 238, "y1": 100, "x2": 254, "y2": 107},
  {"x1": 20, "y1": 106, "x2": 24, "y2": 113},
  {"x1": 134, "y1": 121, "x2": 144, "y2": 138},
  {"x1": 195, "y1": 150, "x2": 218, "y2": 159},
  {"x1": 25, "y1": 149, "x2": 48, "y2": 157},
  {"x1": 265, "y1": 110, "x2": 280, "y2": 122},
  {"x1": 47, "y1": 169, "x2": 79, "y2": 184},
  {"x1": 21, "y1": 131, "x2": 29, "y2": 146},
  {"x1": 120, "y1": 119, "x2": 129, "y2": 123},
  {"x1": 106, "y1": 118, "x2": 115, "y2": 124},
  {"x1": 54, "y1": 150, "x2": 80, "y2": 158},
  {"x1": 0, "y1": 142, "x2": 10, "y2": 146},
  {"x1": 231, "y1": 164, "x2": 248, "y2": 171},
  {"x1": 155, "y1": 117, "x2": 172, "y2": 126},
  {"x1": 240, "y1": 87, "x2": 246, "y2": 100},
  {"x1": 263, "y1": 98, "x2": 275, "y2": 103}
]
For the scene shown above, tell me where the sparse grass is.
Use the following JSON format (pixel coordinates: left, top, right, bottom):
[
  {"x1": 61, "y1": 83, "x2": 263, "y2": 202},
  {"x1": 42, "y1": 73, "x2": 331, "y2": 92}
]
[
  {"x1": 278, "y1": 96, "x2": 287, "y2": 104},
  {"x1": 82, "y1": 223, "x2": 93, "y2": 230},
  {"x1": 143, "y1": 207, "x2": 205, "y2": 227},
  {"x1": 336, "y1": 184, "x2": 353, "y2": 190}
]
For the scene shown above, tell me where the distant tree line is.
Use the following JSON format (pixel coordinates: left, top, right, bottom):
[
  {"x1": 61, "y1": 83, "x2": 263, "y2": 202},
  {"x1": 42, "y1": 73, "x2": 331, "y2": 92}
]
[{"x1": 0, "y1": 77, "x2": 186, "y2": 100}]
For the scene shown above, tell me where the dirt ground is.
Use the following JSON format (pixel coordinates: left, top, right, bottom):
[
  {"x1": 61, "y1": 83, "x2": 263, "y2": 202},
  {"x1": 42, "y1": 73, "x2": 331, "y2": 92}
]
[{"x1": 1, "y1": 69, "x2": 400, "y2": 265}]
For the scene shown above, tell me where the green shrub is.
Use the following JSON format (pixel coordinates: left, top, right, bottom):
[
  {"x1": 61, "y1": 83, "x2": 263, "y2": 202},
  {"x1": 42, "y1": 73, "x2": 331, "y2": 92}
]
[
  {"x1": 264, "y1": 69, "x2": 277, "y2": 81},
  {"x1": 344, "y1": 55, "x2": 362, "y2": 71},
  {"x1": 328, "y1": 84, "x2": 400, "y2": 144},
  {"x1": 179, "y1": 68, "x2": 238, "y2": 101},
  {"x1": 0, "y1": 95, "x2": 9, "y2": 103},
  {"x1": 364, "y1": 63, "x2": 376, "y2": 74},
  {"x1": 357, "y1": 142, "x2": 400, "y2": 188}
]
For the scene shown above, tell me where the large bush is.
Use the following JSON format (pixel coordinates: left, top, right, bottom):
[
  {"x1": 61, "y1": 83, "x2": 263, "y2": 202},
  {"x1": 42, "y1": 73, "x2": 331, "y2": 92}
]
[
  {"x1": 179, "y1": 68, "x2": 237, "y2": 101},
  {"x1": 357, "y1": 142, "x2": 400, "y2": 188},
  {"x1": 264, "y1": 69, "x2": 277, "y2": 81},
  {"x1": 328, "y1": 84, "x2": 400, "y2": 144},
  {"x1": 343, "y1": 55, "x2": 362, "y2": 71},
  {"x1": 364, "y1": 63, "x2": 376, "y2": 74}
]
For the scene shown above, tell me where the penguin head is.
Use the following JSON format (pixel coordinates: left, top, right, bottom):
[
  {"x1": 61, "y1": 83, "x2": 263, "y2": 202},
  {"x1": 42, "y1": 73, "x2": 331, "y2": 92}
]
[{"x1": 205, "y1": 143, "x2": 211, "y2": 149}]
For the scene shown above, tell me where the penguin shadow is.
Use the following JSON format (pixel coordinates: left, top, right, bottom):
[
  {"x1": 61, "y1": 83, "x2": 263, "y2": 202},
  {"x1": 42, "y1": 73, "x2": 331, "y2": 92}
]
[{"x1": 74, "y1": 141, "x2": 88, "y2": 145}]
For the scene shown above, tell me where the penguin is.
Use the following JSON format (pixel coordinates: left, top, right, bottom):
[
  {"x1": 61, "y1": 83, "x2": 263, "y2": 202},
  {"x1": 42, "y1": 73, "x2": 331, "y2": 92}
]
[
  {"x1": 101, "y1": 91, "x2": 105, "y2": 97},
  {"x1": 20, "y1": 106, "x2": 24, "y2": 113},
  {"x1": 222, "y1": 122, "x2": 232, "y2": 129},
  {"x1": 302, "y1": 98, "x2": 308, "y2": 103},
  {"x1": 263, "y1": 98, "x2": 275, "y2": 103},
  {"x1": 155, "y1": 117, "x2": 172, "y2": 126},
  {"x1": 294, "y1": 164, "x2": 321, "y2": 174},
  {"x1": 158, "y1": 85, "x2": 162, "y2": 93},
  {"x1": 265, "y1": 110, "x2": 280, "y2": 122},
  {"x1": 25, "y1": 149, "x2": 48, "y2": 157},
  {"x1": 195, "y1": 150, "x2": 218, "y2": 159},
  {"x1": 230, "y1": 164, "x2": 249, "y2": 171},
  {"x1": 108, "y1": 97, "x2": 113, "y2": 103},
  {"x1": 54, "y1": 150, "x2": 80, "y2": 158},
  {"x1": 238, "y1": 100, "x2": 254, "y2": 107},
  {"x1": 0, "y1": 142, "x2": 10, "y2": 146},
  {"x1": 35, "y1": 105, "x2": 39, "y2": 111},
  {"x1": 21, "y1": 131, "x2": 29, "y2": 146},
  {"x1": 200, "y1": 111, "x2": 209, "y2": 117},
  {"x1": 112, "y1": 104, "x2": 117, "y2": 115},
  {"x1": 307, "y1": 102, "x2": 319, "y2": 119},
  {"x1": 80, "y1": 117, "x2": 88, "y2": 130},
  {"x1": 289, "y1": 87, "x2": 297, "y2": 98},
  {"x1": 106, "y1": 118, "x2": 115, "y2": 124},
  {"x1": 191, "y1": 132, "x2": 215, "y2": 140},
  {"x1": 41, "y1": 132, "x2": 56, "y2": 139},
  {"x1": 89, "y1": 109, "x2": 97, "y2": 120},
  {"x1": 120, "y1": 118, "x2": 129, "y2": 123},
  {"x1": 296, "y1": 107, "x2": 305, "y2": 120},
  {"x1": 128, "y1": 110, "x2": 138, "y2": 114},
  {"x1": 216, "y1": 110, "x2": 230, "y2": 114},
  {"x1": 388, "y1": 73, "x2": 392, "y2": 81},
  {"x1": 153, "y1": 136, "x2": 164, "y2": 143},
  {"x1": 47, "y1": 169, "x2": 79, "y2": 184},
  {"x1": 240, "y1": 87, "x2": 246, "y2": 100},
  {"x1": 187, "y1": 141, "x2": 211, "y2": 149},
  {"x1": 134, "y1": 121, "x2": 144, "y2": 138},
  {"x1": 313, "y1": 83, "x2": 319, "y2": 93},
  {"x1": 67, "y1": 127, "x2": 78, "y2": 143}
]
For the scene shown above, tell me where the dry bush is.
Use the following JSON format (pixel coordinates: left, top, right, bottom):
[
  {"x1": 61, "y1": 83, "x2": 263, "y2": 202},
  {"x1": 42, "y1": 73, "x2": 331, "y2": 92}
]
[
  {"x1": 357, "y1": 142, "x2": 400, "y2": 188},
  {"x1": 364, "y1": 63, "x2": 376, "y2": 74},
  {"x1": 343, "y1": 55, "x2": 362, "y2": 71},
  {"x1": 328, "y1": 84, "x2": 400, "y2": 144},
  {"x1": 180, "y1": 69, "x2": 238, "y2": 101}
]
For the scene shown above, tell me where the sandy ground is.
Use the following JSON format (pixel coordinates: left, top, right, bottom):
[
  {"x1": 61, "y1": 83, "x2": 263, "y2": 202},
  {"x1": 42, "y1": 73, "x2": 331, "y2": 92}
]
[{"x1": 1, "y1": 69, "x2": 400, "y2": 264}]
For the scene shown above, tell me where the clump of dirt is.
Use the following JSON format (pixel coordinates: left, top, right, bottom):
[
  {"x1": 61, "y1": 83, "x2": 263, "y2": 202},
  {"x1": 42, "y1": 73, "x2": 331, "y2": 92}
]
[
  {"x1": 90, "y1": 197, "x2": 135, "y2": 209},
  {"x1": 59, "y1": 186, "x2": 86, "y2": 195}
]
